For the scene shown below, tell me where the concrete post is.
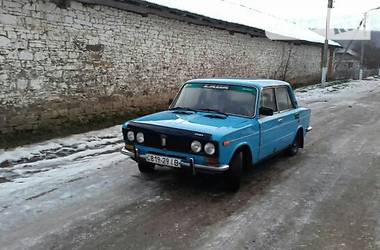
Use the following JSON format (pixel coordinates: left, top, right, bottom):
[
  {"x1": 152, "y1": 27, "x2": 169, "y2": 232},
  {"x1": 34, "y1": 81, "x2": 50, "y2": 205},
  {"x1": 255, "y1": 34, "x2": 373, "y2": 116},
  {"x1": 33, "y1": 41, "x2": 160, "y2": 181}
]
[
  {"x1": 321, "y1": 0, "x2": 333, "y2": 87},
  {"x1": 359, "y1": 13, "x2": 367, "y2": 81}
]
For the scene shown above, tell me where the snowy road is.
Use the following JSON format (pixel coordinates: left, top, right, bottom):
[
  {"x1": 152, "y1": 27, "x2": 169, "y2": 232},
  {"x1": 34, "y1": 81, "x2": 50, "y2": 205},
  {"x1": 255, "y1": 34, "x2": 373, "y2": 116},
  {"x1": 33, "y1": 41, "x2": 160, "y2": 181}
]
[{"x1": 1, "y1": 79, "x2": 380, "y2": 249}]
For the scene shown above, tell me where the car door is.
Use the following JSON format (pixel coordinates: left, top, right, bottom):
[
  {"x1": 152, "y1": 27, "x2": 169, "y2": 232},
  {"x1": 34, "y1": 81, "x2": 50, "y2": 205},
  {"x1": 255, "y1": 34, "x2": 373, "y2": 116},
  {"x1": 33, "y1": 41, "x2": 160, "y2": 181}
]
[
  {"x1": 258, "y1": 87, "x2": 283, "y2": 160},
  {"x1": 274, "y1": 86, "x2": 299, "y2": 150}
]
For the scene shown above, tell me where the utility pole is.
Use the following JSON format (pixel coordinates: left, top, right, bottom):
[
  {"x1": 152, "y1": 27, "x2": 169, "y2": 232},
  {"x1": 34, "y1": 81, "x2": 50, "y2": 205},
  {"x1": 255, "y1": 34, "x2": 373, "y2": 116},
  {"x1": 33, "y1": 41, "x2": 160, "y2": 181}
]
[
  {"x1": 321, "y1": 0, "x2": 333, "y2": 87},
  {"x1": 359, "y1": 12, "x2": 367, "y2": 80}
]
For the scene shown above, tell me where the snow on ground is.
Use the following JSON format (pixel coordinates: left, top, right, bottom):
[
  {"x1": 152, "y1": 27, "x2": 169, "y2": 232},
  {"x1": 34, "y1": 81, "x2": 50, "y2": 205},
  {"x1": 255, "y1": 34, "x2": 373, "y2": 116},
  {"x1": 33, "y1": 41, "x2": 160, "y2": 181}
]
[
  {"x1": 295, "y1": 78, "x2": 380, "y2": 105},
  {"x1": 0, "y1": 78, "x2": 379, "y2": 199},
  {"x1": 0, "y1": 125, "x2": 123, "y2": 164},
  {"x1": 0, "y1": 125, "x2": 124, "y2": 179},
  {"x1": 0, "y1": 123, "x2": 127, "y2": 208},
  {"x1": 0, "y1": 125, "x2": 129, "y2": 238},
  {"x1": 0, "y1": 78, "x2": 379, "y2": 249}
]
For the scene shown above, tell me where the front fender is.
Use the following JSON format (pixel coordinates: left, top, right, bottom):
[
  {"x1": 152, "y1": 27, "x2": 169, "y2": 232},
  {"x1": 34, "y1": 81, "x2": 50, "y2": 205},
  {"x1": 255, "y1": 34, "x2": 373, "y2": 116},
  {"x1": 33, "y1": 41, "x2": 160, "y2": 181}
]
[
  {"x1": 232, "y1": 141, "x2": 254, "y2": 162},
  {"x1": 218, "y1": 122, "x2": 260, "y2": 165}
]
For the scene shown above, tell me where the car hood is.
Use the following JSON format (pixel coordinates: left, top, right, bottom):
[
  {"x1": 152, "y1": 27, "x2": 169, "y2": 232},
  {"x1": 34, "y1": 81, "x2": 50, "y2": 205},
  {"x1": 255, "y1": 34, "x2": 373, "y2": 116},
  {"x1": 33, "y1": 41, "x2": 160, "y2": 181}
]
[{"x1": 124, "y1": 110, "x2": 253, "y2": 140}]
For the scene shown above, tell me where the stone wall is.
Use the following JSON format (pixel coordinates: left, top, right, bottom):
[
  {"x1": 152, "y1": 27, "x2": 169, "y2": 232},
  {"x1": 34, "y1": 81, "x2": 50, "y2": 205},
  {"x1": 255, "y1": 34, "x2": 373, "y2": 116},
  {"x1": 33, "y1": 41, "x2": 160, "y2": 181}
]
[{"x1": 0, "y1": 0, "x2": 324, "y2": 139}]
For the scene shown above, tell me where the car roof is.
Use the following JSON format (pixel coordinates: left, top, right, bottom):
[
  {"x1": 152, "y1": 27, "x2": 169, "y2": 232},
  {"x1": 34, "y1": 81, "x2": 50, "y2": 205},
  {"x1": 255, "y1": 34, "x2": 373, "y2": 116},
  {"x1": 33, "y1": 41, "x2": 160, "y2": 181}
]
[{"x1": 186, "y1": 78, "x2": 291, "y2": 89}]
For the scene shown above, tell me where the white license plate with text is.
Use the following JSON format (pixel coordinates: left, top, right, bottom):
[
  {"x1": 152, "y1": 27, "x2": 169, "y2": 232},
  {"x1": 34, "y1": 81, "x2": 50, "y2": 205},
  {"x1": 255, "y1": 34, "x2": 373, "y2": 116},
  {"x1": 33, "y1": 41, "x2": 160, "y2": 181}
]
[{"x1": 145, "y1": 154, "x2": 181, "y2": 168}]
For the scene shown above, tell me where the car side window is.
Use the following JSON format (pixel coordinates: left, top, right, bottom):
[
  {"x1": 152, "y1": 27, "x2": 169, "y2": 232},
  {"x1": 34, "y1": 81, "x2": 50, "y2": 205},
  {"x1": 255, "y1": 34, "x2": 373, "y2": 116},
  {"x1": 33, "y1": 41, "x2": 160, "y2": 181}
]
[
  {"x1": 260, "y1": 88, "x2": 277, "y2": 112},
  {"x1": 276, "y1": 87, "x2": 293, "y2": 111}
]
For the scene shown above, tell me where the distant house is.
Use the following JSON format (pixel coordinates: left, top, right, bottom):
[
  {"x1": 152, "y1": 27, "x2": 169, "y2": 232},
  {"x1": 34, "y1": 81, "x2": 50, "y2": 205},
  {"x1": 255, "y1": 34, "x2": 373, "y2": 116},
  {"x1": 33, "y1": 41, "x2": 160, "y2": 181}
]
[{"x1": 335, "y1": 49, "x2": 360, "y2": 80}]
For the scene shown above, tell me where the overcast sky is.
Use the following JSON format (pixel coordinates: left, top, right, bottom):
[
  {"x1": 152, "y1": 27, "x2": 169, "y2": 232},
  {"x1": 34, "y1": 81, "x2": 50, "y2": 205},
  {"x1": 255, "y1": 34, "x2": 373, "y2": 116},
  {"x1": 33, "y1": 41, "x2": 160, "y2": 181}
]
[{"x1": 232, "y1": 0, "x2": 380, "y2": 30}]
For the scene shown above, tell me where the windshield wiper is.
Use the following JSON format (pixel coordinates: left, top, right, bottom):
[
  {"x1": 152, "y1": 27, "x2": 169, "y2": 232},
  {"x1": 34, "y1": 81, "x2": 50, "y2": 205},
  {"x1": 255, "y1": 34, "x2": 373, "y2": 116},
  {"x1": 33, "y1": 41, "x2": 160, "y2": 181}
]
[
  {"x1": 198, "y1": 108, "x2": 229, "y2": 117},
  {"x1": 169, "y1": 106, "x2": 198, "y2": 112}
]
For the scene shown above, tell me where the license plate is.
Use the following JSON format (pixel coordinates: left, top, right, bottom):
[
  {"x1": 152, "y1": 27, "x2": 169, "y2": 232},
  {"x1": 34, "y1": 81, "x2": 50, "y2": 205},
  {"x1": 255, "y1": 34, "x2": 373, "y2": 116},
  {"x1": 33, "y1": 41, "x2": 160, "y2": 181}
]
[{"x1": 145, "y1": 154, "x2": 181, "y2": 168}]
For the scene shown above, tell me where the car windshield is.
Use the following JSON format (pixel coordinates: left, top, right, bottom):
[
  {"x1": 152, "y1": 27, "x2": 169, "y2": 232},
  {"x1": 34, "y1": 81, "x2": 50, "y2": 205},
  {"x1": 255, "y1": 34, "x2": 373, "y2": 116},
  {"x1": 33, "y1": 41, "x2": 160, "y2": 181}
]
[{"x1": 171, "y1": 83, "x2": 257, "y2": 117}]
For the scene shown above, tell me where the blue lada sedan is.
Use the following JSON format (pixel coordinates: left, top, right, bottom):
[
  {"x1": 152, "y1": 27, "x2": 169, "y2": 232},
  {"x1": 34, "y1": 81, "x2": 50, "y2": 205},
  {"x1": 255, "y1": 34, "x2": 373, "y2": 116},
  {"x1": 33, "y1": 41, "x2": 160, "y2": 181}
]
[{"x1": 121, "y1": 79, "x2": 312, "y2": 191}]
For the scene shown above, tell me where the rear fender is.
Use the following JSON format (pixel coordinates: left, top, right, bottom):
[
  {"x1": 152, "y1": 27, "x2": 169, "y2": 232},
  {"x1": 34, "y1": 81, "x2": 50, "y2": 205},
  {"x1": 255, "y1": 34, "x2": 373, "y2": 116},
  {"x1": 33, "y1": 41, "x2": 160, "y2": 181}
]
[{"x1": 296, "y1": 126, "x2": 304, "y2": 148}]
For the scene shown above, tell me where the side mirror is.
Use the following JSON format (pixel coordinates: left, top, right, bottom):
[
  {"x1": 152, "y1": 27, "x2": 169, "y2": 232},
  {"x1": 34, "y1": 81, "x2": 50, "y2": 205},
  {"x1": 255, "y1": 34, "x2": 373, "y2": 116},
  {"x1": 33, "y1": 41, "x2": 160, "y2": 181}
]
[
  {"x1": 259, "y1": 107, "x2": 274, "y2": 116},
  {"x1": 168, "y1": 98, "x2": 173, "y2": 106}
]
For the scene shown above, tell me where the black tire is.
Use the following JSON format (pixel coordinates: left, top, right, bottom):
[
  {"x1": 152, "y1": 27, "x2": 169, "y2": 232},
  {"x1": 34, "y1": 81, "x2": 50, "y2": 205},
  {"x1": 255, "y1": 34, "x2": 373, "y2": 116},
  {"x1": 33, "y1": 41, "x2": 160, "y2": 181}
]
[
  {"x1": 138, "y1": 161, "x2": 155, "y2": 173},
  {"x1": 287, "y1": 132, "x2": 302, "y2": 156},
  {"x1": 225, "y1": 152, "x2": 243, "y2": 192}
]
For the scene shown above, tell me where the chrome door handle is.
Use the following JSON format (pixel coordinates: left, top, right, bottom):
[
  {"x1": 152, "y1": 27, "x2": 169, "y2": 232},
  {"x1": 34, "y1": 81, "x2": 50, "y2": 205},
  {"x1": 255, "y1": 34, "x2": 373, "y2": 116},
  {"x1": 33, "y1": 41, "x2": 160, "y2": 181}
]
[{"x1": 278, "y1": 118, "x2": 283, "y2": 123}]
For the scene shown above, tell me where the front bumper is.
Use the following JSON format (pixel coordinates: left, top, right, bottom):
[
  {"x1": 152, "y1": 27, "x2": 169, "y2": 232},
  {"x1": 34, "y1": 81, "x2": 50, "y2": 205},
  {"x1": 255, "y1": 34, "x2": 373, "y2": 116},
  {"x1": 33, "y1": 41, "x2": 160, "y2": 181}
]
[{"x1": 120, "y1": 147, "x2": 229, "y2": 173}]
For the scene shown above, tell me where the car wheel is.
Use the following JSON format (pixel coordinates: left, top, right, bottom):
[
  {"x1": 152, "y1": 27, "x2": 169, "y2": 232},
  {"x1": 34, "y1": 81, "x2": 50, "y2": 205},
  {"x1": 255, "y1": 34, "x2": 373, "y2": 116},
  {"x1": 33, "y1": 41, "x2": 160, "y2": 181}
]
[
  {"x1": 225, "y1": 152, "x2": 243, "y2": 192},
  {"x1": 138, "y1": 161, "x2": 155, "y2": 173},
  {"x1": 287, "y1": 133, "x2": 302, "y2": 156}
]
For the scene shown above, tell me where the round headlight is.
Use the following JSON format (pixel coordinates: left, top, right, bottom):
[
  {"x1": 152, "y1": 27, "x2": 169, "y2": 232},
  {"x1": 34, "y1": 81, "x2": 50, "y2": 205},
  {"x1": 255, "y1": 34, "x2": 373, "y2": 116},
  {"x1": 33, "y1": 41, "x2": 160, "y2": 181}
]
[
  {"x1": 204, "y1": 143, "x2": 216, "y2": 155},
  {"x1": 127, "y1": 131, "x2": 135, "y2": 141},
  {"x1": 136, "y1": 132, "x2": 144, "y2": 143},
  {"x1": 191, "y1": 140, "x2": 202, "y2": 153}
]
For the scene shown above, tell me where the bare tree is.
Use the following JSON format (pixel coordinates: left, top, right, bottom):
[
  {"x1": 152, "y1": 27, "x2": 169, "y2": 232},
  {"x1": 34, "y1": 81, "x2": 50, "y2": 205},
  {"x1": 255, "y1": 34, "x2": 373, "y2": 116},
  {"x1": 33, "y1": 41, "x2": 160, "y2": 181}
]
[{"x1": 273, "y1": 43, "x2": 294, "y2": 81}]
